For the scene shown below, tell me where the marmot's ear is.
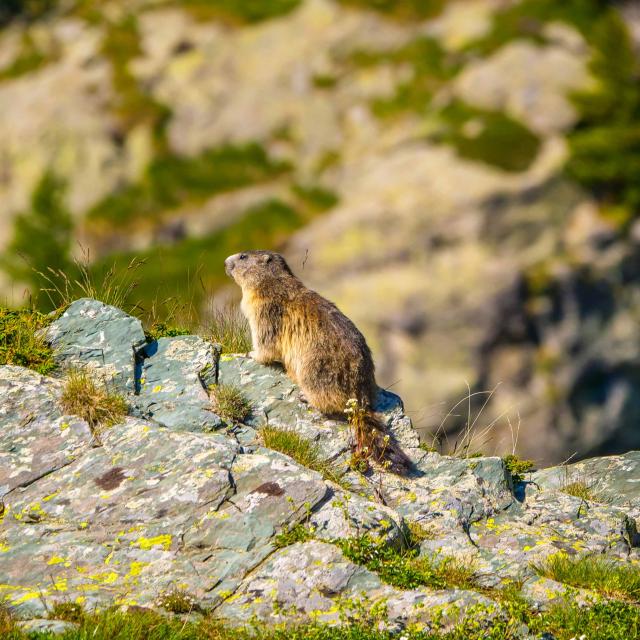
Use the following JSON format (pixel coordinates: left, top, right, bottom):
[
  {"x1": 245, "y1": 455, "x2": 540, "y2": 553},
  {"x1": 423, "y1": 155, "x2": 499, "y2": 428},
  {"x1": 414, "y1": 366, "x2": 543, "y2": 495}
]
[{"x1": 261, "y1": 254, "x2": 272, "y2": 264}]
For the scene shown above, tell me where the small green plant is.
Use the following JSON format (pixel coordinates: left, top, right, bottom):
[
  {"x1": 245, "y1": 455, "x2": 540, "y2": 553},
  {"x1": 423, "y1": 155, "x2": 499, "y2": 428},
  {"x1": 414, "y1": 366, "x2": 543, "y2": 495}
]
[
  {"x1": 405, "y1": 520, "x2": 434, "y2": 545},
  {"x1": 204, "y1": 304, "x2": 251, "y2": 354},
  {"x1": 273, "y1": 523, "x2": 315, "y2": 549},
  {"x1": 49, "y1": 601, "x2": 85, "y2": 624},
  {"x1": 260, "y1": 426, "x2": 345, "y2": 486},
  {"x1": 155, "y1": 588, "x2": 201, "y2": 614},
  {"x1": 60, "y1": 369, "x2": 128, "y2": 434},
  {"x1": 210, "y1": 384, "x2": 251, "y2": 425},
  {"x1": 561, "y1": 481, "x2": 594, "y2": 501},
  {"x1": 502, "y1": 454, "x2": 535, "y2": 483},
  {"x1": 0, "y1": 308, "x2": 56, "y2": 374},
  {"x1": 533, "y1": 553, "x2": 640, "y2": 603},
  {"x1": 336, "y1": 535, "x2": 476, "y2": 591},
  {"x1": 145, "y1": 322, "x2": 191, "y2": 342}
]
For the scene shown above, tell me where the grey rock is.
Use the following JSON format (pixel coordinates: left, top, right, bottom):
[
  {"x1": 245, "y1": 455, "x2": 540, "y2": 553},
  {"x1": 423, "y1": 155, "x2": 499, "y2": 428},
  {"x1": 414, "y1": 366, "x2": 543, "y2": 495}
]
[
  {"x1": 134, "y1": 335, "x2": 222, "y2": 432},
  {"x1": 18, "y1": 618, "x2": 79, "y2": 634},
  {"x1": 46, "y1": 299, "x2": 146, "y2": 394}
]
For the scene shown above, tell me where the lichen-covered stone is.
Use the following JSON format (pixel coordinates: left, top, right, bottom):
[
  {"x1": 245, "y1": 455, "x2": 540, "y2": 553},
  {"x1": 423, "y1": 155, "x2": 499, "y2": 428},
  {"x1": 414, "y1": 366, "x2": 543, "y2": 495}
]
[
  {"x1": 46, "y1": 299, "x2": 146, "y2": 393},
  {"x1": 2, "y1": 300, "x2": 640, "y2": 628},
  {"x1": 134, "y1": 335, "x2": 222, "y2": 432}
]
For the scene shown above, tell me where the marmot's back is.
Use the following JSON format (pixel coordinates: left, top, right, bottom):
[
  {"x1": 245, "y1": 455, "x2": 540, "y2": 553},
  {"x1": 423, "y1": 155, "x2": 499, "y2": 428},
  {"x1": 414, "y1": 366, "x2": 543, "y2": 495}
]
[{"x1": 225, "y1": 250, "x2": 376, "y2": 414}]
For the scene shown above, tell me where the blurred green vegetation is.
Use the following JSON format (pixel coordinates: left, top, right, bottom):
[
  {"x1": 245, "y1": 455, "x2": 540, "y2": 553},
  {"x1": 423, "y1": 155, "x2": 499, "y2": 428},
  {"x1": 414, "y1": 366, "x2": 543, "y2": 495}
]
[
  {"x1": 567, "y1": 11, "x2": 640, "y2": 224},
  {"x1": 1, "y1": 172, "x2": 74, "y2": 310},
  {"x1": 89, "y1": 199, "x2": 309, "y2": 315},
  {"x1": 432, "y1": 100, "x2": 541, "y2": 173},
  {"x1": 87, "y1": 144, "x2": 291, "y2": 228},
  {"x1": 101, "y1": 14, "x2": 171, "y2": 141},
  {"x1": 464, "y1": 0, "x2": 613, "y2": 56},
  {"x1": 351, "y1": 36, "x2": 460, "y2": 118},
  {"x1": 0, "y1": 33, "x2": 51, "y2": 79},
  {"x1": 337, "y1": 0, "x2": 443, "y2": 21},
  {"x1": 179, "y1": 0, "x2": 302, "y2": 24}
]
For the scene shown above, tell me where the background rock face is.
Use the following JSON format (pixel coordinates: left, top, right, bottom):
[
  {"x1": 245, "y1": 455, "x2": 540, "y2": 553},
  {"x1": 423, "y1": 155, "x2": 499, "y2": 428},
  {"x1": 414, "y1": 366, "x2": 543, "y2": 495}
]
[
  {"x1": 1, "y1": 0, "x2": 640, "y2": 465},
  {"x1": 1, "y1": 300, "x2": 639, "y2": 628}
]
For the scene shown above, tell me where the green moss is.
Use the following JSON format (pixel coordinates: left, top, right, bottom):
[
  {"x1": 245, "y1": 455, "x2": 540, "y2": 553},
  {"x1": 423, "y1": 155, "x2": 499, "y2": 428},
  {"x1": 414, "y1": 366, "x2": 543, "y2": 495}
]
[
  {"x1": 260, "y1": 426, "x2": 345, "y2": 486},
  {"x1": 432, "y1": 100, "x2": 541, "y2": 173},
  {"x1": 0, "y1": 308, "x2": 56, "y2": 374},
  {"x1": 533, "y1": 553, "x2": 640, "y2": 603},
  {"x1": 210, "y1": 383, "x2": 251, "y2": 425},
  {"x1": 502, "y1": 454, "x2": 535, "y2": 483},
  {"x1": 87, "y1": 143, "x2": 291, "y2": 228}
]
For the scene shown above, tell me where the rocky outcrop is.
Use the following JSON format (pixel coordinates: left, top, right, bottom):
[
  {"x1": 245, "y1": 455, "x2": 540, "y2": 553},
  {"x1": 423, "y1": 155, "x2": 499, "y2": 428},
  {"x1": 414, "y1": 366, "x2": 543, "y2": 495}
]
[{"x1": 1, "y1": 299, "x2": 638, "y2": 632}]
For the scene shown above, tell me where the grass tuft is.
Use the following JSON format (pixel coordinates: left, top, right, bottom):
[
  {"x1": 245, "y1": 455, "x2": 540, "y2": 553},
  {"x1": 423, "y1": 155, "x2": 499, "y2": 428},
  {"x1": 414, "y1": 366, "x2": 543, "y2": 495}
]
[
  {"x1": 561, "y1": 481, "x2": 594, "y2": 501},
  {"x1": 204, "y1": 304, "x2": 251, "y2": 354},
  {"x1": 0, "y1": 603, "x2": 16, "y2": 636},
  {"x1": 0, "y1": 308, "x2": 56, "y2": 375},
  {"x1": 50, "y1": 601, "x2": 85, "y2": 624},
  {"x1": 533, "y1": 553, "x2": 640, "y2": 603},
  {"x1": 155, "y1": 588, "x2": 201, "y2": 614},
  {"x1": 260, "y1": 426, "x2": 345, "y2": 486},
  {"x1": 210, "y1": 384, "x2": 251, "y2": 425},
  {"x1": 60, "y1": 369, "x2": 128, "y2": 434}
]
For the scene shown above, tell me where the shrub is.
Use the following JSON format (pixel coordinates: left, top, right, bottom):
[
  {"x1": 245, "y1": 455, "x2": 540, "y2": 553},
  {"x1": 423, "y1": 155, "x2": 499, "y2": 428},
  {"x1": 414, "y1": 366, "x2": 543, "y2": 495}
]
[
  {"x1": 0, "y1": 308, "x2": 56, "y2": 374},
  {"x1": 502, "y1": 454, "x2": 535, "y2": 483},
  {"x1": 60, "y1": 369, "x2": 128, "y2": 434},
  {"x1": 210, "y1": 384, "x2": 251, "y2": 425}
]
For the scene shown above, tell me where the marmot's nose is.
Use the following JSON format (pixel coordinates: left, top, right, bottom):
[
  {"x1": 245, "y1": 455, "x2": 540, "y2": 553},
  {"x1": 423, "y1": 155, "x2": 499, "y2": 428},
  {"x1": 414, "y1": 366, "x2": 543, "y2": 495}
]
[{"x1": 224, "y1": 254, "x2": 237, "y2": 275}]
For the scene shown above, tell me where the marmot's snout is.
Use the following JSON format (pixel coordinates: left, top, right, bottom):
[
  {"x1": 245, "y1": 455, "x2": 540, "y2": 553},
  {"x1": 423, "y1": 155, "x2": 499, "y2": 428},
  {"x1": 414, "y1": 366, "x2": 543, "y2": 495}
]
[{"x1": 225, "y1": 253, "x2": 248, "y2": 277}]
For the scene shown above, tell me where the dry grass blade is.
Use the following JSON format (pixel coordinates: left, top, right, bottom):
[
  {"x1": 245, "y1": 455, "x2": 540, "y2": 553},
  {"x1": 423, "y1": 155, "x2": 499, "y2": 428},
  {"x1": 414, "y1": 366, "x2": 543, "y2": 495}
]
[
  {"x1": 37, "y1": 247, "x2": 145, "y2": 313},
  {"x1": 203, "y1": 302, "x2": 251, "y2": 354}
]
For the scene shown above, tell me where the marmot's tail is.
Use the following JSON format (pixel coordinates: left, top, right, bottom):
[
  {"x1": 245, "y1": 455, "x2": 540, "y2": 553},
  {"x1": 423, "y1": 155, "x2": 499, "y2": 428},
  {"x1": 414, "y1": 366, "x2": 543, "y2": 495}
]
[{"x1": 362, "y1": 412, "x2": 413, "y2": 475}]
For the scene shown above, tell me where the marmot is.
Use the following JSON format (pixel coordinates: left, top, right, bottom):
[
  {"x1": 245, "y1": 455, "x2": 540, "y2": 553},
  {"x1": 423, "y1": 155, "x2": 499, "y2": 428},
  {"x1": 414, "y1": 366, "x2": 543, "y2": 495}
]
[{"x1": 225, "y1": 250, "x2": 411, "y2": 473}]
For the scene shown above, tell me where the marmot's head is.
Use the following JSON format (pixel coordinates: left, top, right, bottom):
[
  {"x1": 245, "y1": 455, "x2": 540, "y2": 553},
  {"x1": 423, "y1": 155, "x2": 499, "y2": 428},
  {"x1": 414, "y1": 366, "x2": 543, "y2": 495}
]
[{"x1": 225, "y1": 251, "x2": 294, "y2": 291}]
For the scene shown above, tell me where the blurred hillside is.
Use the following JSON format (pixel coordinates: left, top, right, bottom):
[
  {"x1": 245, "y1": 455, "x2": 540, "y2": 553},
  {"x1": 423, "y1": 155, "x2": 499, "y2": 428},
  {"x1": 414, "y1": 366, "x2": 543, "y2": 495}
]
[{"x1": 1, "y1": 0, "x2": 639, "y2": 464}]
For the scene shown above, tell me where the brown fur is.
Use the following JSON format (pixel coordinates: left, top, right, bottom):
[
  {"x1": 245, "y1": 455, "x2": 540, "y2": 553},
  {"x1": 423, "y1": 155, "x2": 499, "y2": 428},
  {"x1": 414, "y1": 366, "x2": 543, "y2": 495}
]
[{"x1": 225, "y1": 250, "x2": 411, "y2": 473}]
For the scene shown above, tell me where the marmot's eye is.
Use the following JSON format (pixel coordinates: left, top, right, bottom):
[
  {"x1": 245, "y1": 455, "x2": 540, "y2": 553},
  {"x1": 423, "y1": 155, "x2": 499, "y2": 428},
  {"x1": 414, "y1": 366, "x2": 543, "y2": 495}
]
[{"x1": 239, "y1": 253, "x2": 248, "y2": 260}]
